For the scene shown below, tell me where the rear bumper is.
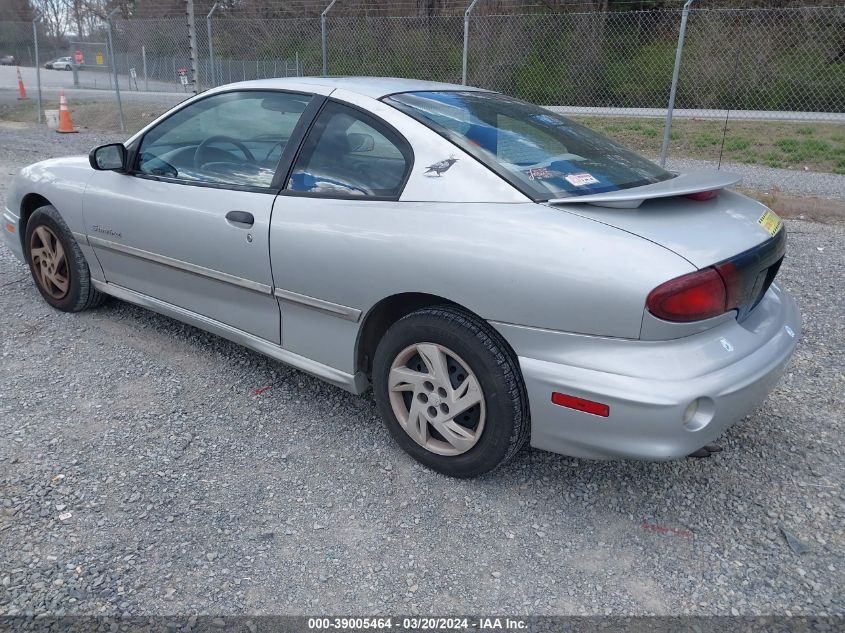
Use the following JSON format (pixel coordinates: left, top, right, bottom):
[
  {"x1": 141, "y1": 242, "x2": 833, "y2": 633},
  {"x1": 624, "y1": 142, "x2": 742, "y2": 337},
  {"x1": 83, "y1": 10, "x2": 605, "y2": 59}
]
[
  {"x1": 2, "y1": 206, "x2": 25, "y2": 263},
  {"x1": 493, "y1": 284, "x2": 800, "y2": 460}
]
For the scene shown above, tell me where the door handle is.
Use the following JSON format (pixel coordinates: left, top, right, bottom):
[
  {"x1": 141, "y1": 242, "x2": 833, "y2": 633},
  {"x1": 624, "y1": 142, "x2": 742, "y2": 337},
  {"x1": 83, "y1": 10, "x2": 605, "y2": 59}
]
[{"x1": 226, "y1": 210, "x2": 254, "y2": 227}]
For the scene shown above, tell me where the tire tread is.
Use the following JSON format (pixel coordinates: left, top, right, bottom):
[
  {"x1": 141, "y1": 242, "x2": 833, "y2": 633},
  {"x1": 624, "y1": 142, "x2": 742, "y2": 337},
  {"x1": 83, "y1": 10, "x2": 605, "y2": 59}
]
[
  {"x1": 374, "y1": 303, "x2": 530, "y2": 477},
  {"x1": 26, "y1": 205, "x2": 106, "y2": 312}
]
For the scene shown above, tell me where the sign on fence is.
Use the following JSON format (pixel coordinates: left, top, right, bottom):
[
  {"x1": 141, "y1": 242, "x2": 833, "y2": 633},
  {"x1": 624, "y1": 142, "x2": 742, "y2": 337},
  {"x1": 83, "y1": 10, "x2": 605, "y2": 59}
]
[{"x1": 95, "y1": 52, "x2": 104, "y2": 65}]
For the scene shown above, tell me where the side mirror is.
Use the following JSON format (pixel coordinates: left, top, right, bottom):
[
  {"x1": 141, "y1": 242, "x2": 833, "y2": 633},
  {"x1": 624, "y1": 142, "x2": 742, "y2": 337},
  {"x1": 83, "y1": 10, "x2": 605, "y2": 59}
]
[
  {"x1": 89, "y1": 143, "x2": 127, "y2": 171},
  {"x1": 347, "y1": 132, "x2": 375, "y2": 153}
]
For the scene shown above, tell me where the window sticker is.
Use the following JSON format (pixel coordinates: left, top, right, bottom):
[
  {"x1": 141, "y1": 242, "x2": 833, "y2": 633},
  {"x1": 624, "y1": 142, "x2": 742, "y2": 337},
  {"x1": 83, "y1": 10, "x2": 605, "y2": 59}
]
[
  {"x1": 528, "y1": 113, "x2": 561, "y2": 127},
  {"x1": 564, "y1": 172, "x2": 600, "y2": 187},
  {"x1": 526, "y1": 167, "x2": 556, "y2": 180}
]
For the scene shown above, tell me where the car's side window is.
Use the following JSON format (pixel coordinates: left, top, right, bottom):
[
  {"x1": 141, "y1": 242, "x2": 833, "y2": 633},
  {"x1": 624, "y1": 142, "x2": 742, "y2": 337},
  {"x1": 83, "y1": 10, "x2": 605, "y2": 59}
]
[
  {"x1": 286, "y1": 101, "x2": 411, "y2": 198},
  {"x1": 136, "y1": 90, "x2": 312, "y2": 189}
]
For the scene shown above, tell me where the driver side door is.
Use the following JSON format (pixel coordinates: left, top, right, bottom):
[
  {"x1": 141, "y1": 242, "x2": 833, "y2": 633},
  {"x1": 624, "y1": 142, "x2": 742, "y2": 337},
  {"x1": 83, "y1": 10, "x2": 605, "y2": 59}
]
[{"x1": 83, "y1": 89, "x2": 318, "y2": 343}]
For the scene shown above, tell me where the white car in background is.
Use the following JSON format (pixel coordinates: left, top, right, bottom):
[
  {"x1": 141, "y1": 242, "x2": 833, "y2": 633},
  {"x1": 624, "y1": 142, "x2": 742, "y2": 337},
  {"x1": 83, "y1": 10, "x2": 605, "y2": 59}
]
[{"x1": 46, "y1": 56, "x2": 73, "y2": 70}]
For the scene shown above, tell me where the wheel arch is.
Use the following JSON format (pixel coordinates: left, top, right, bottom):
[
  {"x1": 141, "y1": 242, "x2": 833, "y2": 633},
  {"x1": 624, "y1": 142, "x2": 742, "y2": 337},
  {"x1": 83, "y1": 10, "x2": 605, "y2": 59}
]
[
  {"x1": 19, "y1": 193, "x2": 53, "y2": 246},
  {"x1": 356, "y1": 292, "x2": 462, "y2": 377},
  {"x1": 355, "y1": 292, "x2": 523, "y2": 381}
]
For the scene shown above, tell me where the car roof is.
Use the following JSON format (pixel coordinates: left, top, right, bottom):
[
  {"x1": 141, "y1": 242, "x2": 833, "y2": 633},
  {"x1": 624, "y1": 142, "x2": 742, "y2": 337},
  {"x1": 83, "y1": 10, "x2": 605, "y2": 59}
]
[{"x1": 207, "y1": 76, "x2": 489, "y2": 99}]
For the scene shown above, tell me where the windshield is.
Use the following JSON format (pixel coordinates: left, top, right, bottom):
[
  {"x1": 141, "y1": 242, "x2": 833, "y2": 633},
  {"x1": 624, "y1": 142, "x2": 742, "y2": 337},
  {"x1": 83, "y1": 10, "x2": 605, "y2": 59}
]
[{"x1": 385, "y1": 91, "x2": 673, "y2": 200}]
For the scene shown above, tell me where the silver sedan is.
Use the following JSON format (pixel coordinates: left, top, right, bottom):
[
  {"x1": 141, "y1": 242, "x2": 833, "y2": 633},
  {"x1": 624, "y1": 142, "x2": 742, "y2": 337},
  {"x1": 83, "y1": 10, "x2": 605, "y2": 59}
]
[{"x1": 2, "y1": 77, "x2": 800, "y2": 477}]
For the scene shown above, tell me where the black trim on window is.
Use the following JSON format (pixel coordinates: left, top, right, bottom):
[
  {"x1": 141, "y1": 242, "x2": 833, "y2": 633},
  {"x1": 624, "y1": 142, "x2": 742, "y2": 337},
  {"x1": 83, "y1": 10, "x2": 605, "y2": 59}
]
[
  {"x1": 280, "y1": 97, "x2": 415, "y2": 202},
  {"x1": 127, "y1": 88, "x2": 320, "y2": 194},
  {"x1": 272, "y1": 95, "x2": 328, "y2": 191}
]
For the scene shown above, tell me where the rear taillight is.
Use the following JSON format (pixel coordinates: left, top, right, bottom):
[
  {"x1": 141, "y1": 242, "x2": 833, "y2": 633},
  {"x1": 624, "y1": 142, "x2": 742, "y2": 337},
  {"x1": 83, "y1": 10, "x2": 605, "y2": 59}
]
[
  {"x1": 713, "y1": 261, "x2": 743, "y2": 310},
  {"x1": 646, "y1": 268, "x2": 728, "y2": 322},
  {"x1": 650, "y1": 232, "x2": 785, "y2": 324}
]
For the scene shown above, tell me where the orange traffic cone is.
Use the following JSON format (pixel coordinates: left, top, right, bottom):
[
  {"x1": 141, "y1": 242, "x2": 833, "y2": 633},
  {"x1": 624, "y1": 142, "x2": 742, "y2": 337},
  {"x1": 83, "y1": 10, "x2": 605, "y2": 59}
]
[
  {"x1": 57, "y1": 91, "x2": 77, "y2": 134},
  {"x1": 16, "y1": 67, "x2": 27, "y2": 100}
]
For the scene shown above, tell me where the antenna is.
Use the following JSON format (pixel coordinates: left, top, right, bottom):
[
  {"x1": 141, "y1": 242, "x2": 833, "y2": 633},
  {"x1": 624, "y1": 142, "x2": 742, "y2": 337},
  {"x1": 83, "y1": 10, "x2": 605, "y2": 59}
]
[{"x1": 717, "y1": 108, "x2": 730, "y2": 170}]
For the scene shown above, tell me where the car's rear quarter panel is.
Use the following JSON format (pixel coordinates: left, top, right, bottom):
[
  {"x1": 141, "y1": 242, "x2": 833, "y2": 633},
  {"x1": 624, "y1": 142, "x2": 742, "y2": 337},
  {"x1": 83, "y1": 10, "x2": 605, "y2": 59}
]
[{"x1": 269, "y1": 198, "x2": 695, "y2": 374}]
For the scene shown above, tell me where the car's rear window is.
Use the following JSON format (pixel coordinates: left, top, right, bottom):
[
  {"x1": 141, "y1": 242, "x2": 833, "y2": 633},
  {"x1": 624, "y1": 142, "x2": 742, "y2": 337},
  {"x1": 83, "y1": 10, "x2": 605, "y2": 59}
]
[{"x1": 384, "y1": 90, "x2": 673, "y2": 200}]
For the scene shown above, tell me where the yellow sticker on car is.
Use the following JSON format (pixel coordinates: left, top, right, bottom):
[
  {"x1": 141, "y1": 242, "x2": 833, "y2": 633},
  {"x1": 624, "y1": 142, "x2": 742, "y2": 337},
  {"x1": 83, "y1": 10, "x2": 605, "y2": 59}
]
[{"x1": 758, "y1": 209, "x2": 782, "y2": 236}]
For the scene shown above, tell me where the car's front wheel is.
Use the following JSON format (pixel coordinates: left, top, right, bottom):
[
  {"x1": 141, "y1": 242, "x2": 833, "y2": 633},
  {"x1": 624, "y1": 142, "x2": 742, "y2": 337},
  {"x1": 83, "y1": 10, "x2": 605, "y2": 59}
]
[
  {"x1": 373, "y1": 305, "x2": 529, "y2": 478},
  {"x1": 24, "y1": 205, "x2": 106, "y2": 312}
]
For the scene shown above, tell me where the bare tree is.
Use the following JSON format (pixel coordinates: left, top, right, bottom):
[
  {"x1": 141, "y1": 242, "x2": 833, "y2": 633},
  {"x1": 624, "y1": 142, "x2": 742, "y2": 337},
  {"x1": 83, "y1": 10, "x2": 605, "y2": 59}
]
[
  {"x1": 0, "y1": 0, "x2": 35, "y2": 21},
  {"x1": 30, "y1": 0, "x2": 70, "y2": 42}
]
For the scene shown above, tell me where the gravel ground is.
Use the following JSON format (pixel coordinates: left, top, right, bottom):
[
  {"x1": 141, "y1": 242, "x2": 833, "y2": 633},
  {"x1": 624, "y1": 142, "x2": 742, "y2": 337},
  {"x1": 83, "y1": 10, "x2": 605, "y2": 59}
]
[{"x1": 0, "y1": 124, "x2": 843, "y2": 618}]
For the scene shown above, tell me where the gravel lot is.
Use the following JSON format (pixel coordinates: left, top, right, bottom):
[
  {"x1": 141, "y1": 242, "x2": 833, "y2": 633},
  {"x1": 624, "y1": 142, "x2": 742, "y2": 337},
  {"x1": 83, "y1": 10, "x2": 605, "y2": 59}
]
[{"x1": 0, "y1": 123, "x2": 843, "y2": 618}]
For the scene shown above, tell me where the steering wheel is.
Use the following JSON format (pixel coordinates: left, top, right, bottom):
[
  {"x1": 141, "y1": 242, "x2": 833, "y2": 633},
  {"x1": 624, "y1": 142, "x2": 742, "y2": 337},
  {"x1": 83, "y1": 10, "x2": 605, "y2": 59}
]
[
  {"x1": 194, "y1": 135, "x2": 256, "y2": 170},
  {"x1": 264, "y1": 140, "x2": 285, "y2": 162}
]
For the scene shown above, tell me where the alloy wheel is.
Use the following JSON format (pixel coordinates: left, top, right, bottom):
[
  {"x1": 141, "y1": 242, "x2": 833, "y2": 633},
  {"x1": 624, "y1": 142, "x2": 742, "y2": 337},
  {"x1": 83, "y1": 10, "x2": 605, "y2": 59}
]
[{"x1": 388, "y1": 342, "x2": 486, "y2": 456}]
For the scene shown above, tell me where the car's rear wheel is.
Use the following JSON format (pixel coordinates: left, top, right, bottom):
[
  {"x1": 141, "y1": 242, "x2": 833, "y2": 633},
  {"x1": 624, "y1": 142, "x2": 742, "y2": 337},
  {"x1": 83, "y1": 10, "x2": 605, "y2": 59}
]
[
  {"x1": 373, "y1": 305, "x2": 529, "y2": 478},
  {"x1": 24, "y1": 205, "x2": 106, "y2": 312}
]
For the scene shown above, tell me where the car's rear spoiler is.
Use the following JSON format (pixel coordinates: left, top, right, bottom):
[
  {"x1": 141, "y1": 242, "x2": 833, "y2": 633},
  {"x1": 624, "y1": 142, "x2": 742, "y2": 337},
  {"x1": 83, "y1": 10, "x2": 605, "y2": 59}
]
[{"x1": 546, "y1": 170, "x2": 742, "y2": 209}]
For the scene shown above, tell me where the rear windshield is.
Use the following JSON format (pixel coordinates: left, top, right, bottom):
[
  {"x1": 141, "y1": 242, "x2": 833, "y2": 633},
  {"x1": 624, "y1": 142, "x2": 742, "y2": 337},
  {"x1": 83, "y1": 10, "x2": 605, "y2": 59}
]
[{"x1": 385, "y1": 90, "x2": 673, "y2": 200}]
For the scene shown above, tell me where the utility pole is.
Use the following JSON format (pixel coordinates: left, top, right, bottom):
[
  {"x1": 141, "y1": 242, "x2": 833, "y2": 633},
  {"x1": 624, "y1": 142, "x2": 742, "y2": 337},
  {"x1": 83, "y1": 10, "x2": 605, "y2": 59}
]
[
  {"x1": 107, "y1": 8, "x2": 124, "y2": 132},
  {"x1": 32, "y1": 12, "x2": 42, "y2": 123},
  {"x1": 186, "y1": 0, "x2": 199, "y2": 93},
  {"x1": 462, "y1": 0, "x2": 481, "y2": 85},
  {"x1": 660, "y1": 0, "x2": 696, "y2": 167},
  {"x1": 207, "y1": 2, "x2": 220, "y2": 88},
  {"x1": 321, "y1": 0, "x2": 338, "y2": 76}
]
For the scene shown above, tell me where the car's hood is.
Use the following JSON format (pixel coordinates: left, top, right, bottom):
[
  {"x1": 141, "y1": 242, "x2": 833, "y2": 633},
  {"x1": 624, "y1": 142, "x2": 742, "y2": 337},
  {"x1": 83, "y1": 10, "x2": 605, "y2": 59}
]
[
  {"x1": 26, "y1": 155, "x2": 90, "y2": 171},
  {"x1": 18, "y1": 155, "x2": 92, "y2": 187},
  {"x1": 545, "y1": 186, "x2": 779, "y2": 269},
  {"x1": 18, "y1": 154, "x2": 91, "y2": 179},
  {"x1": 9, "y1": 156, "x2": 93, "y2": 220}
]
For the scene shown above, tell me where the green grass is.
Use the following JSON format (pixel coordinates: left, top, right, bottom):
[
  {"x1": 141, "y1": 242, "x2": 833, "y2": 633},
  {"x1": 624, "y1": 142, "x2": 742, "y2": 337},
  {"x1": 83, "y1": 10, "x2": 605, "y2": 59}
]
[
  {"x1": 694, "y1": 132, "x2": 721, "y2": 148},
  {"x1": 724, "y1": 136, "x2": 750, "y2": 152}
]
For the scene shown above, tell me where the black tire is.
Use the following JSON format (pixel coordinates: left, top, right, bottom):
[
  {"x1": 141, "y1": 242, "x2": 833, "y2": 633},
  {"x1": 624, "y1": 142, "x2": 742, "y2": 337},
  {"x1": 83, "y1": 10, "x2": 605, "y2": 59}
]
[
  {"x1": 24, "y1": 205, "x2": 106, "y2": 312},
  {"x1": 373, "y1": 305, "x2": 529, "y2": 478}
]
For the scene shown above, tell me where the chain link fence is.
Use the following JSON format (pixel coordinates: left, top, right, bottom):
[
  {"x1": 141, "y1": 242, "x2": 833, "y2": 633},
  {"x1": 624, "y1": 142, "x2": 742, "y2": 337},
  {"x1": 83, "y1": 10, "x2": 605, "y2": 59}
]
[
  {"x1": 201, "y1": 19, "x2": 319, "y2": 87},
  {"x1": 326, "y1": 15, "x2": 464, "y2": 83},
  {"x1": 468, "y1": 10, "x2": 681, "y2": 109},
  {"x1": 4, "y1": 6, "x2": 844, "y2": 171},
  {"x1": 678, "y1": 7, "x2": 845, "y2": 115}
]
